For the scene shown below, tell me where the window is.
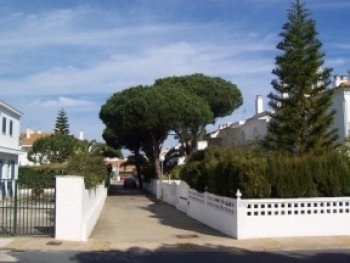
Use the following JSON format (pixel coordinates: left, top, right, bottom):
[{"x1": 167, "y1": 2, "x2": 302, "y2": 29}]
[
  {"x1": 9, "y1": 120, "x2": 13, "y2": 136},
  {"x1": 0, "y1": 160, "x2": 2, "y2": 179},
  {"x1": 2, "y1": 117, "x2": 6, "y2": 134},
  {"x1": 9, "y1": 161, "x2": 15, "y2": 179}
]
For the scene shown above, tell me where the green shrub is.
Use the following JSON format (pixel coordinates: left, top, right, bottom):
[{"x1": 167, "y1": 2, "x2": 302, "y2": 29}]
[
  {"x1": 267, "y1": 152, "x2": 350, "y2": 197},
  {"x1": 180, "y1": 159, "x2": 207, "y2": 192},
  {"x1": 67, "y1": 154, "x2": 109, "y2": 189},
  {"x1": 180, "y1": 147, "x2": 271, "y2": 197},
  {"x1": 18, "y1": 165, "x2": 66, "y2": 188},
  {"x1": 180, "y1": 147, "x2": 350, "y2": 198},
  {"x1": 204, "y1": 148, "x2": 271, "y2": 198},
  {"x1": 166, "y1": 165, "x2": 183, "y2": 180},
  {"x1": 268, "y1": 154, "x2": 317, "y2": 198}
]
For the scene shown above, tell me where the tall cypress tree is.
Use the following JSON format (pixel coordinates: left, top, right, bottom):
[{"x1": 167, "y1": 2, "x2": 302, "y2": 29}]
[
  {"x1": 266, "y1": 0, "x2": 337, "y2": 154},
  {"x1": 54, "y1": 108, "x2": 70, "y2": 135}
]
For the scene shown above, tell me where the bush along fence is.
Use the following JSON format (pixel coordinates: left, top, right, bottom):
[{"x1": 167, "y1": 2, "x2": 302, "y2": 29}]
[{"x1": 144, "y1": 179, "x2": 350, "y2": 239}]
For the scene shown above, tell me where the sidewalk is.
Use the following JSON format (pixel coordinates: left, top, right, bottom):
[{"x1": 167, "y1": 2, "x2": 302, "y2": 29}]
[{"x1": 2, "y1": 184, "x2": 350, "y2": 252}]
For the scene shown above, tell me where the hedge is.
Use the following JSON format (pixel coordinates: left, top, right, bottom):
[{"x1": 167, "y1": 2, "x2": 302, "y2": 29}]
[
  {"x1": 179, "y1": 147, "x2": 350, "y2": 198},
  {"x1": 19, "y1": 154, "x2": 110, "y2": 189},
  {"x1": 18, "y1": 164, "x2": 67, "y2": 189},
  {"x1": 67, "y1": 154, "x2": 110, "y2": 189}
]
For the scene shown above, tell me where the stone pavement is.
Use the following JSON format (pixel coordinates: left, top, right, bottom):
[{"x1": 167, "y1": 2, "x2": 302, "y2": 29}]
[{"x1": 2, "y1": 183, "x2": 350, "y2": 252}]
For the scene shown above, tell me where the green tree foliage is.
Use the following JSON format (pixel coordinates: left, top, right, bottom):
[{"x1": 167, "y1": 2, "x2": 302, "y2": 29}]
[
  {"x1": 100, "y1": 74, "x2": 242, "y2": 180},
  {"x1": 88, "y1": 140, "x2": 123, "y2": 158},
  {"x1": 28, "y1": 134, "x2": 80, "y2": 164},
  {"x1": 67, "y1": 154, "x2": 109, "y2": 189},
  {"x1": 100, "y1": 86, "x2": 158, "y2": 184},
  {"x1": 54, "y1": 109, "x2": 70, "y2": 135},
  {"x1": 154, "y1": 74, "x2": 242, "y2": 154},
  {"x1": 266, "y1": 0, "x2": 337, "y2": 154},
  {"x1": 18, "y1": 164, "x2": 66, "y2": 188}
]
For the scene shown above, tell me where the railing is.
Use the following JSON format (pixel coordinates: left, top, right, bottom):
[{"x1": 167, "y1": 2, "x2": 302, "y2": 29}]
[{"x1": 0, "y1": 179, "x2": 55, "y2": 237}]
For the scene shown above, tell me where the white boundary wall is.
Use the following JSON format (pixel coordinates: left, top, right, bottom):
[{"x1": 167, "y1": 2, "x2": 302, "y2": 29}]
[
  {"x1": 238, "y1": 197, "x2": 350, "y2": 238},
  {"x1": 55, "y1": 176, "x2": 107, "y2": 241},
  {"x1": 145, "y1": 179, "x2": 350, "y2": 239}
]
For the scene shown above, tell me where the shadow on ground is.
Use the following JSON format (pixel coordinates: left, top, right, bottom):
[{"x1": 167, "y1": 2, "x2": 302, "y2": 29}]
[
  {"x1": 66, "y1": 244, "x2": 350, "y2": 263},
  {"x1": 106, "y1": 183, "x2": 228, "y2": 239}
]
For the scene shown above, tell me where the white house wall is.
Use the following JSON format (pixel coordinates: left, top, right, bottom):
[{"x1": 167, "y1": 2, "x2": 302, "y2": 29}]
[
  {"x1": 331, "y1": 89, "x2": 350, "y2": 143},
  {"x1": 216, "y1": 117, "x2": 269, "y2": 147},
  {"x1": 239, "y1": 118, "x2": 268, "y2": 145},
  {"x1": 0, "y1": 107, "x2": 21, "y2": 150},
  {"x1": 0, "y1": 101, "x2": 22, "y2": 181}
]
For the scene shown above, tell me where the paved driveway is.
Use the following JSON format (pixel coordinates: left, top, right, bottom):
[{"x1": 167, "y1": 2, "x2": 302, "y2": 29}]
[{"x1": 89, "y1": 183, "x2": 231, "y2": 247}]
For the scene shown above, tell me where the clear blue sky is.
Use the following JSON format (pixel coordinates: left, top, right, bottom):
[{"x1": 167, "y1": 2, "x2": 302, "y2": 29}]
[{"x1": 0, "y1": 0, "x2": 349, "y2": 144}]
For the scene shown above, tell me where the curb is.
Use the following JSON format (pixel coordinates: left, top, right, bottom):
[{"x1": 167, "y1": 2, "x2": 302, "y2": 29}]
[
  {"x1": 2, "y1": 237, "x2": 350, "y2": 253},
  {"x1": 0, "y1": 238, "x2": 14, "y2": 249}
]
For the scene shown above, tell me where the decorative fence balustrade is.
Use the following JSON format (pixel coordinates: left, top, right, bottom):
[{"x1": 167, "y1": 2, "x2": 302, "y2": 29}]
[
  {"x1": 188, "y1": 189, "x2": 205, "y2": 204},
  {"x1": 238, "y1": 197, "x2": 350, "y2": 239},
  {"x1": 147, "y1": 179, "x2": 350, "y2": 239},
  {"x1": 242, "y1": 198, "x2": 350, "y2": 217}
]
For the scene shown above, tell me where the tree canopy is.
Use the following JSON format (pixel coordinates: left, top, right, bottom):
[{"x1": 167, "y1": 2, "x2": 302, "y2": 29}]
[
  {"x1": 155, "y1": 73, "x2": 242, "y2": 120},
  {"x1": 100, "y1": 73, "x2": 242, "y2": 181},
  {"x1": 265, "y1": 0, "x2": 337, "y2": 154},
  {"x1": 154, "y1": 73, "x2": 242, "y2": 154},
  {"x1": 28, "y1": 134, "x2": 80, "y2": 164}
]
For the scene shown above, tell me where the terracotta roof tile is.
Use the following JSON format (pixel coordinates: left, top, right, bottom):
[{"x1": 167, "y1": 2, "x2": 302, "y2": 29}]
[{"x1": 19, "y1": 132, "x2": 51, "y2": 146}]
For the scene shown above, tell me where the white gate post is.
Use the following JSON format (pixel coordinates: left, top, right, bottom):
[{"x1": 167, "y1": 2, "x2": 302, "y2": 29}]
[
  {"x1": 234, "y1": 189, "x2": 242, "y2": 239},
  {"x1": 55, "y1": 176, "x2": 84, "y2": 241}
]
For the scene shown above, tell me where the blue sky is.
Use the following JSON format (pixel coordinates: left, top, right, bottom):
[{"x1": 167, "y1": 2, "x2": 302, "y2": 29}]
[{"x1": 1, "y1": 0, "x2": 349, "y2": 145}]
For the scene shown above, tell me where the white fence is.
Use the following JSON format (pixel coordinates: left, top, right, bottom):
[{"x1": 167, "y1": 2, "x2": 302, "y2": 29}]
[
  {"x1": 55, "y1": 176, "x2": 107, "y2": 241},
  {"x1": 238, "y1": 197, "x2": 350, "y2": 238},
  {"x1": 146, "y1": 179, "x2": 350, "y2": 239}
]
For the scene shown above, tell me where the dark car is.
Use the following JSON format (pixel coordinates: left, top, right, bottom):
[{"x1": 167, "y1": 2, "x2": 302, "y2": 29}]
[{"x1": 123, "y1": 178, "x2": 137, "y2": 189}]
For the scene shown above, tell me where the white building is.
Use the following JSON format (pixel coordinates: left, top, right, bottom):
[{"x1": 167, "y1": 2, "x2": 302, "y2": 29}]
[
  {"x1": 19, "y1": 128, "x2": 51, "y2": 166},
  {"x1": 206, "y1": 72, "x2": 350, "y2": 148},
  {"x1": 331, "y1": 73, "x2": 350, "y2": 143},
  {"x1": 0, "y1": 100, "x2": 23, "y2": 197},
  {"x1": 207, "y1": 95, "x2": 271, "y2": 148}
]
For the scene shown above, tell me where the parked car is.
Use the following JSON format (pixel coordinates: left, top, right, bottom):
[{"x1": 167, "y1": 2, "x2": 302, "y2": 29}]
[
  {"x1": 119, "y1": 174, "x2": 134, "y2": 182},
  {"x1": 123, "y1": 178, "x2": 137, "y2": 189}
]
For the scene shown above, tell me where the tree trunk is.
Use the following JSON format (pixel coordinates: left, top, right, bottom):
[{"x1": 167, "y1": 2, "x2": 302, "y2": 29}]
[
  {"x1": 189, "y1": 128, "x2": 199, "y2": 154},
  {"x1": 134, "y1": 151, "x2": 143, "y2": 189},
  {"x1": 174, "y1": 130, "x2": 187, "y2": 156},
  {"x1": 150, "y1": 132, "x2": 161, "y2": 180}
]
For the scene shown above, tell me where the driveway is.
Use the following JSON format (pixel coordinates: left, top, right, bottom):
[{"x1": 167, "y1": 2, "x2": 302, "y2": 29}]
[{"x1": 89, "y1": 182, "x2": 231, "y2": 247}]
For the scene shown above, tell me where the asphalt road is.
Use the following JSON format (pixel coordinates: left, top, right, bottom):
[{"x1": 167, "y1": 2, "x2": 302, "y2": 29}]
[{"x1": 2, "y1": 249, "x2": 350, "y2": 263}]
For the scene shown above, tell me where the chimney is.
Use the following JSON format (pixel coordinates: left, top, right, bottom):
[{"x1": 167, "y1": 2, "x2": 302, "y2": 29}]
[
  {"x1": 334, "y1": 75, "x2": 341, "y2": 87},
  {"x1": 255, "y1": 95, "x2": 263, "y2": 115},
  {"x1": 26, "y1": 128, "x2": 33, "y2": 139},
  {"x1": 79, "y1": 129, "x2": 84, "y2": 140},
  {"x1": 334, "y1": 74, "x2": 350, "y2": 87}
]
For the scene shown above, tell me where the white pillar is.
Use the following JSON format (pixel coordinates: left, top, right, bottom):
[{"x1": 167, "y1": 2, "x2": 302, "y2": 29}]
[
  {"x1": 235, "y1": 189, "x2": 242, "y2": 239},
  {"x1": 79, "y1": 129, "x2": 84, "y2": 141},
  {"x1": 55, "y1": 176, "x2": 84, "y2": 241}
]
